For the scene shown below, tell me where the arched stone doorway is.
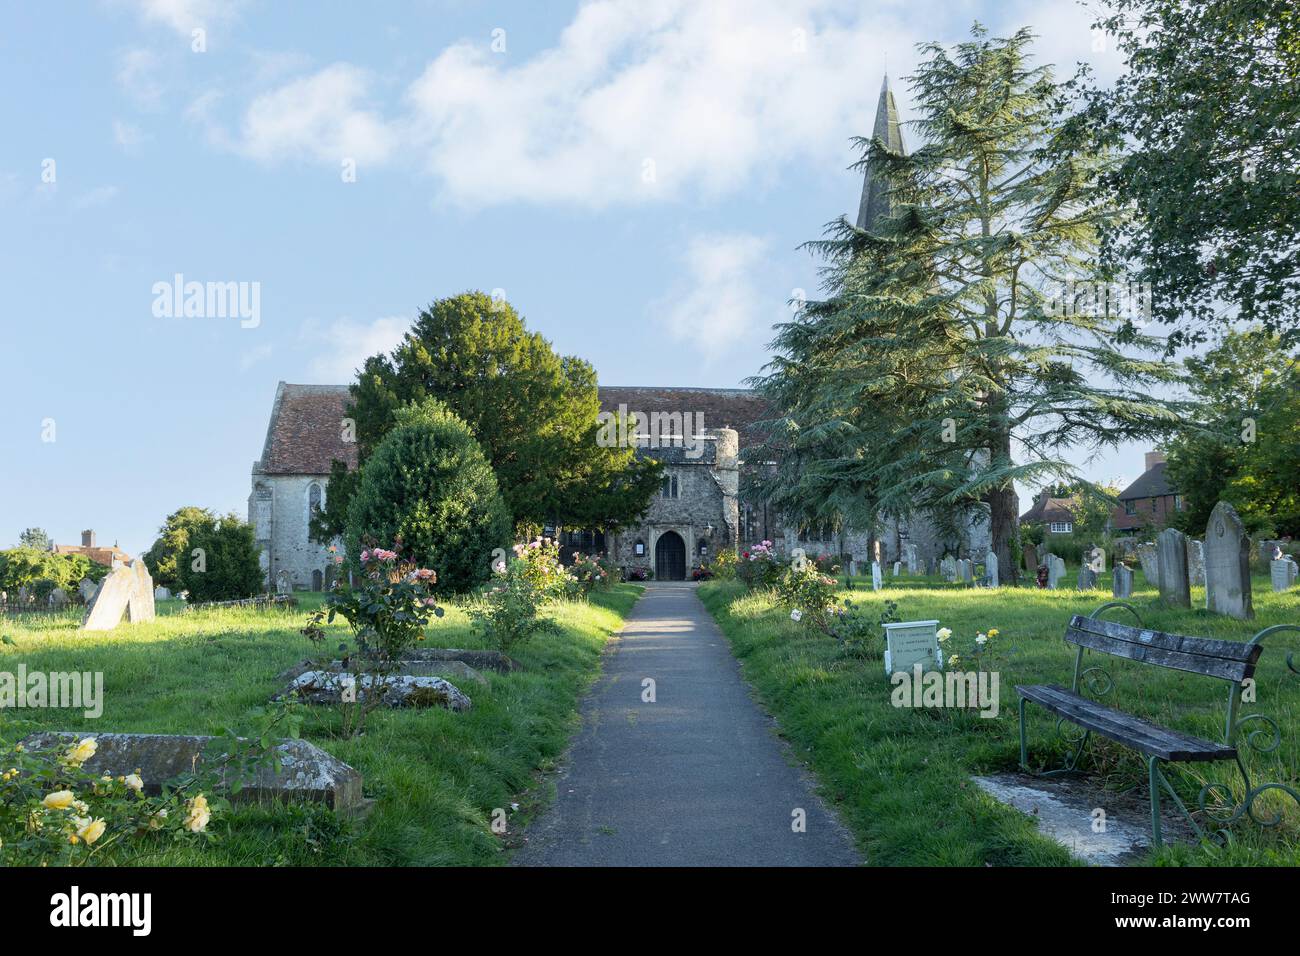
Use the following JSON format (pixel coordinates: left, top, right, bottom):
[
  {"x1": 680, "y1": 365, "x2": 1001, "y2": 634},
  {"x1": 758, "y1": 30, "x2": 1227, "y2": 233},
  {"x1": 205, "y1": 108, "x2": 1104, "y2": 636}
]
[
  {"x1": 655, "y1": 531, "x2": 686, "y2": 581},
  {"x1": 311, "y1": 569, "x2": 323, "y2": 591}
]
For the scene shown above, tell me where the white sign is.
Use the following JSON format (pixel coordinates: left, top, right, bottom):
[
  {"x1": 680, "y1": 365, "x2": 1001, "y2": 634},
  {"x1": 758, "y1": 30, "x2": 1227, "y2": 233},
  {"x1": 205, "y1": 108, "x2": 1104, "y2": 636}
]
[{"x1": 883, "y1": 620, "x2": 942, "y2": 678}]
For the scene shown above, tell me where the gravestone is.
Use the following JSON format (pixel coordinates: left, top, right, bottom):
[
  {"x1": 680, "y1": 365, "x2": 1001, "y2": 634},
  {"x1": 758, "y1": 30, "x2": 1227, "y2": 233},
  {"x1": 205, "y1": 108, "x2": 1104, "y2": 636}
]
[
  {"x1": 985, "y1": 550, "x2": 999, "y2": 587},
  {"x1": 1136, "y1": 543, "x2": 1159, "y2": 584},
  {"x1": 905, "y1": 544, "x2": 919, "y2": 575},
  {"x1": 17, "y1": 586, "x2": 30, "y2": 605},
  {"x1": 893, "y1": 561, "x2": 901, "y2": 576},
  {"x1": 21, "y1": 731, "x2": 365, "y2": 815},
  {"x1": 871, "y1": 560, "x2": 882, "y2": 592},
  {"x1": 883, "y1": 620, "x2": 943, "y2": 678},
  {"x1": 1186, "y1": 539, "x2": 1205, "y2": 587},
  {"x1": 281, "y1": 671, "x2": 473, "y2": 711},
  {"x1": 1087, "y1": 546, "x2": 1105, "y2": 574},
  {"x1": 1077, "y1": 566, "x2": 1098, "y2": 590},
  {"x1": 1023, "y1": 543, "x2": 1038, "y2": 574},
  {"x1": 154, "y1": 586, "x2": 172, "y2": 601},
  {"x1": 81, "y1": 565, "x2": 136, "y2": 630},
  {"x1": 276, "y1": 569, "x2": 292, "y2": 595},
  {"x1": 77, "y1": 577, "x2": 98, "y2": 602},
  {"x1": 941, "y1": 555, "x2": 957, "y2": 582},
  {"x1": 1271, "y1": 558, "x2": 1298, "y2": 592},
  {"x1": 1046, "y1": 556, "x2": 1065, "y2": 589},
  {"x1": 1112, "y1": 563, "x2": 1134, "y2": 599},
  {"x1": 126, "y1": 560, "x2": 156, "y2": 623},
  {"x1": 1205, "y1": 501, "x2": 1254, "y2": 620},
  {"x1": 48, "y1": 587, "x2": 69, "y2": 608},
  {"x1": 1156, "y1": 527, "x2": 1191, "y2": 608},
  {"x1": 1258, "y1": 539, "x2": 1286, "y2": 567}
]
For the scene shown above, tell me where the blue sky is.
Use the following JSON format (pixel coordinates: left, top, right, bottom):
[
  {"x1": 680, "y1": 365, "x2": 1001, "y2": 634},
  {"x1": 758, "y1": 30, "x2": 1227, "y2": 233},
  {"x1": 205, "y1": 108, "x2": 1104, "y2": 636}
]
[{"x1": 0, "y1": 0, "x2": 1148, "y2": 556}]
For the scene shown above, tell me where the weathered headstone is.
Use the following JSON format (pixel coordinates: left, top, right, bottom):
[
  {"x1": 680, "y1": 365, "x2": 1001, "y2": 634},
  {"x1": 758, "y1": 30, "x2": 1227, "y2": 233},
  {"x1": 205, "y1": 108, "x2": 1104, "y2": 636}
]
[
  {"x1": 1156, "y1": 527, "x2": 1191, "y2": 608},
  {"x1": 871, "y1": 560, "x2": 882, "y2": 592},
  {"x1": 1205, "y1": 501, "x2": 1254, "y2": 620},
  {"x1": 1047, "y1": 556, "x2": 1066, "y2": 589},
  {"x1": 276, "y1": 569, "x2": 292, "y2": 595},
  {"x1": 1023, "y1": 543, "x2": 1038, "y2": 574},
  {"x1": 1112, "y1": 563, "x2": 1134, "y2": 599},
  {"x1": 905, "y1": 544, "x2": 919, "y2": 575},
  {"x1": 941, "y1": 555, "x2": 957, "y2": 582},
  {"x1": 126, "y1": 560, "x2": 155, "y2": 623},
  {"x1": 48, "y1": 587, "x2": 69, "y2": 607},
  {"x1": 883, "y1": 620, "x2": 942, "y2": 678},
  {"x1": 1270, "y1": 559, "x2": 1298, "y2": 592},
  {"x1": 1258, "y1": 539, "x2": 1285, "y2": 567},
  {"x1": 1186, "y1": 539, "x2": 1205, "y2": 587},
  {"x1": 81, "y1": 565, "x2": 136, "y2": 630},
  {"x1": 21, "y1": 731, "x2": 365, "y2": 815},
  {"x1": 893, "y1": 561, "x2": 901, "y2": 576},
  {"x1": 985, "y1": 550, "x2": 999, "y2": 587},
  {"x1": 77, "y1": 577, "x2": 98, "y2": 602},
  {"x1": 154, "y1": 586, "x2": 172, "y2": 601},
  {"x1": 1077, "y1": 566, "x2": 1098, "y2": 591},
  {"x1": 960, "y1": 559, "x2": 974, "y2": 583},
  {"x1": 1136, "y1": 543, "x2": 1159, "y2": 584}
]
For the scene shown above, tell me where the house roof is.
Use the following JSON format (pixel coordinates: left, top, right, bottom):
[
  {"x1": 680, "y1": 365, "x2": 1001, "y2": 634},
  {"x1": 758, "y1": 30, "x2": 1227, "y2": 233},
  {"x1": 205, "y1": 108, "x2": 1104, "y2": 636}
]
[
  {"x1": 597, "y1": 386, "x2": 771, "y2": 456},
  {"x1": 256, "y1": 383, "x2": 359, "y2": 476},
  {"x1": 52, "y1": 544, "x2": 130, "y2": 567},
  {"x1": 1118, "y1": 460, "x2": 1174, "y2": 500},
  {"x1": 1019, "y1": 494, "x2": 1077, "y2": 524}
]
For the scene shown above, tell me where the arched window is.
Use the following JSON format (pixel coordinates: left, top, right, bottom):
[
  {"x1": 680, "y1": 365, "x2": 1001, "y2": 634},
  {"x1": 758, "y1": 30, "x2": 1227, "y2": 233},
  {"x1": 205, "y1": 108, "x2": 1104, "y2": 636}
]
[{"x1": 307, "y1": 482, "x2": 323, "y2": 539}]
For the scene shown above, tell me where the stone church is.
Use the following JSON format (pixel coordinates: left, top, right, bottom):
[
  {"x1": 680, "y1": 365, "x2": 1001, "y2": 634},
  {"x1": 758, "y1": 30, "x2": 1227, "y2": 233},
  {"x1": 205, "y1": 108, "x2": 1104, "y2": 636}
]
[{"x1": 248, "y1": 75, "x2": 987, "y2": 589}]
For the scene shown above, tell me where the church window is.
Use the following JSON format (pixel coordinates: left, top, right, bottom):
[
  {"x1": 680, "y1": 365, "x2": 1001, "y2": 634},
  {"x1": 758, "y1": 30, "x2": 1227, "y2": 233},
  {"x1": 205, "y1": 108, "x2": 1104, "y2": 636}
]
[
  {"x1": 307, "y1": 483, "x2": 323, "y2": 541},
  {"x1": 661, "y1": 474, "x2": 678, "y2": 499}
]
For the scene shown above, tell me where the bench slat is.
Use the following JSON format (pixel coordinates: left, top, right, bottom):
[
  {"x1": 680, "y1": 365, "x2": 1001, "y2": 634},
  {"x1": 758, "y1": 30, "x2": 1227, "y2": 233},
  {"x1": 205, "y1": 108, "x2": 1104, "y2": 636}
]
[
  {"x1": 1017, "y1": 684, "x2": 1236, "y2": 762},
  {"x1": 1069, "y1": 616, "x2": 1261, "y2": 663},
  {"x1": 1065, "y1": 617, "x2": 1259, "y2": 683}
]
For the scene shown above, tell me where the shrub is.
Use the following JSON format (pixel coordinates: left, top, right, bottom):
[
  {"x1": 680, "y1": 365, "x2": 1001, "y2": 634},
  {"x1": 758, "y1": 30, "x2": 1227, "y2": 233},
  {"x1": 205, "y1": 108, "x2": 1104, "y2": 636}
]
[
  {"x1": 468, "y1": 553, "x2": 561, "y2": 652},
  {"x1": 569, "y1": 551, "x2": 611, "y2": 596},
  {"x1": 709, "y1": 548, "x2": 738, "y2": 580},
  {"x1": 344, "y1": 399, "x2": 511, "y2": 594},
  {"x1": 176, "y1": 513, "x2": 264, "y2": 603},
  {"x1": 774, "y1": 563, "x2": 841, "y2": 632},
  {"x1": 736, "y1": 540, "x2": 783, "y2": 589}
]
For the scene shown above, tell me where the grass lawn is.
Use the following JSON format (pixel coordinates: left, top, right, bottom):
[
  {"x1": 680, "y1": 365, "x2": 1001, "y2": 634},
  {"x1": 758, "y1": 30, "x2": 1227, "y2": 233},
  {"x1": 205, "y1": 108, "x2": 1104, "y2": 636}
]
[
  {"x1": 0, "y1": 584, "x2": 641, "y2": 866},
  {"x1": 699, "y1": 570, "x2": 1300, "y2": 866}
]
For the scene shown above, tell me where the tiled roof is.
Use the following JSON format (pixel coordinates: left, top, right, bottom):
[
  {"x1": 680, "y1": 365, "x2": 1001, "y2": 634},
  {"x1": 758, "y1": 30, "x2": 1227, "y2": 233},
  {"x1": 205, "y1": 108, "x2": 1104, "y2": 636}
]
[
  {"x1": 257, "y1": 383, "x2": 359, "y2": 476},
  {"x1": 51, "y1": 545, "x2": 131, "y2": 567},
  {"x1": 1019, "y1": 494, "x2": 1076, "y2": 524},
  {"x1": 597, "y1": 386, "x2": 771, "y2": 456},
  {"x1": 1118, "y1": 460, "x2": 1174, "y2": 500}
]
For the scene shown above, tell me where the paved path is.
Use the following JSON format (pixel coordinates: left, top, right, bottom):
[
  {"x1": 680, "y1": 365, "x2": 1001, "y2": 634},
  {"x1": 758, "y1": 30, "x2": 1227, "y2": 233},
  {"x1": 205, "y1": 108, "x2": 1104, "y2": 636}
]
[{"x1": 514, "y1": 583, "x2": 860, "y2": 867}]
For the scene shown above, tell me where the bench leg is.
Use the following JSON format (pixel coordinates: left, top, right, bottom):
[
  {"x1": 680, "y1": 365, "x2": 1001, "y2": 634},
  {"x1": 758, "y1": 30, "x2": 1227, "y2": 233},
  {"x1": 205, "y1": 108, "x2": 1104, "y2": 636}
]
[
  {"x1": 1018, "y1": 697, "x2": 1028, "y2": 770},
  {"x1": 1148, "y1": 757, "x2": 1164, "y2": 849}
]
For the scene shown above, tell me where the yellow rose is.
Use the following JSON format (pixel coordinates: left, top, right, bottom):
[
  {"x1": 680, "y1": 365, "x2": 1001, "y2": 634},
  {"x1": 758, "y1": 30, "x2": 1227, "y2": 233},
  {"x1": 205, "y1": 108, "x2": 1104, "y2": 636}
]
[
  {"x1": 185, "y1": 794, "x2": 211, "y2": 833},
  {"x1": 42, "y1": 790, "x2": 75, "y2": 810},
  {"x1": 124, "y1": 773, "x2": 143, "y2": 792},
  {"x1": 65, "y1": 738, "x2": 97, "y2": 766},
  {"x1": 77, "y1": 818, "x2": 107, "y2": 845},
  {"x1": 987, "y1": 628, "x2": 1000, "y2": 638}
]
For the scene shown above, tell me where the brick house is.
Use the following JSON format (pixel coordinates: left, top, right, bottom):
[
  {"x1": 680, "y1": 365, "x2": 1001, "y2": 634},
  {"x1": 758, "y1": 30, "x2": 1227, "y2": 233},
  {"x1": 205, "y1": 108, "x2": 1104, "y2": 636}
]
[
  {"x1": 1019, "y1": 492, "x2": 1079, "y2": 537},
  {"x1": 51, "y1": 530, "x2": 131, "y2": 568},
  {"x1": 1112, "y1": 451, "x2": 1183, "y2": 534}
]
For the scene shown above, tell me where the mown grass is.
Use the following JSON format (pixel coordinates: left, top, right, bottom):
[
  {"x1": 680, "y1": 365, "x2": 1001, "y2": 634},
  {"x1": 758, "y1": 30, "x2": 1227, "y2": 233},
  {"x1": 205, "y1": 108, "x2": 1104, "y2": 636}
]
[
  {"x1": 0, "y1": 585, "x2": 641, "y2": 866},
  {"x1": 699, "y1": 569, "x2": 1300, "y2": 866}
]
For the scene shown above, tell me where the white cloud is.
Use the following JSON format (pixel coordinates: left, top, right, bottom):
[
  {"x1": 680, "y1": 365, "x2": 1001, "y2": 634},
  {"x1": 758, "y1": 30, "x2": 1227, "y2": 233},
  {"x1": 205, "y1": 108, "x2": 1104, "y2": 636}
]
[
  {"x1": 238, "y1": 64, "x2": 398, "y2": 166},
  {"x1": 307, "y1": 316, "x2": 410, "y2": 383},
  {"x1": 116, "y1": 48, "x2": 164, "y2": 107},
  {"x1": 210, "y1": 0, "x2": 1123, "y2": 207},
  {"x1": 129, "y1": 0, "x2": 241, "y2": 36},
  {"x1": 657, "y1": 233, "x2": 773, "y2": 359}
]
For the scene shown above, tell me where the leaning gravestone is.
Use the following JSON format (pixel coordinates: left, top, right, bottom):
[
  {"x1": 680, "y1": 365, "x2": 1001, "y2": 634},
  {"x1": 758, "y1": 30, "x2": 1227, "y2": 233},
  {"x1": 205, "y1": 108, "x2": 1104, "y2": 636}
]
[
  {"x1": 883, "y1": 620, "x2": 943, "y2": 678},
  {"x1": 1156, "y1": 527, "x2": 1191, "y2": 608},
  {"x1": 81, "y1": 565, "x2": 135, "y2": 630},
  {"x1": 985, "y1": 550, "x2": 999, "y2": 587},
  {"x1": 126, "y1": 560, "x2": 155, "y2": 623},
  {"x1": 1113, "y1": 563, "x2": 1134, "y2": 599},
  {"x1": 1205, "y1": 501, "x2": 1254, "y2": 620},
  {"x1": 871, "y1": 560, "x2": 882, "y2": 592},
  {"x1": 1186, "y1": 539, "x2": 1205, "y2": 587},
  {"x1": 21, "y1": 731, "x2": 366, "y2": 815},
  {"x1": 1271, "y1": 558, "x2": 1298, "y2": 592},
  {"x1": 1136, "y1": 543, "x2": 1159, "y2": 584},
  {"x1": 77, "y1": 577, "x2": 98, "y2": 602}
]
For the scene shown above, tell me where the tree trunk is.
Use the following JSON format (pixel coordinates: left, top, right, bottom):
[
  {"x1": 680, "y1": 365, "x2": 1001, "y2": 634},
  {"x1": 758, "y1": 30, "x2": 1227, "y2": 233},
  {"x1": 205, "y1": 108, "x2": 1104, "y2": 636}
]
[{"x1": 987, "y1": 484, "x2": 1020, "y2": 586}]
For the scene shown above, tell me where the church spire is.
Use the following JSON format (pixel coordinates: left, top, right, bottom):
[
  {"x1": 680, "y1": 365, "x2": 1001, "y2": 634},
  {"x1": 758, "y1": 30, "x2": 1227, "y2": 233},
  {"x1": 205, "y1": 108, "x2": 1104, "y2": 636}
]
[{"x1": 855, "y1": 73, "x2": 907, "y2": 231}]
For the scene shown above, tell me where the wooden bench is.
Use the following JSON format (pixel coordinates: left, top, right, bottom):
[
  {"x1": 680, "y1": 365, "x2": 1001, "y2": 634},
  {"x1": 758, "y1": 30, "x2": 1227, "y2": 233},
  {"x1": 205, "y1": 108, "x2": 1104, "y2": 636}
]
[{"x1": 1017, "y1": 603, "x2": 1300, "y2": 847}]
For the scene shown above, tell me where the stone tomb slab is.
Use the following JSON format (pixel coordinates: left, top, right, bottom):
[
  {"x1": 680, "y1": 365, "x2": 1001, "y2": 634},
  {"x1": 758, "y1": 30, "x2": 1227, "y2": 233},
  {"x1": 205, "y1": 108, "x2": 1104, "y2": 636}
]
[
  {"x1": 972, "y1": 772, "x2": 1194, "y2": 865},
  {"x1": 280, "y1": 671, "x2": 474, "y2": 712},
  {"x1": 21, "y1": 731, "x2": 365, "y2": 815}
]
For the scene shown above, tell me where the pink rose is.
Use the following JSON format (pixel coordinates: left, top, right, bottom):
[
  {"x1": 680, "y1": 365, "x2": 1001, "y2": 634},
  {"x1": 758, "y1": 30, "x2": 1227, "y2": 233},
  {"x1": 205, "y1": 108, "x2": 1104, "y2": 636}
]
[{"x1": 360, "y1": 550, "x2": 371, "y2": 562}]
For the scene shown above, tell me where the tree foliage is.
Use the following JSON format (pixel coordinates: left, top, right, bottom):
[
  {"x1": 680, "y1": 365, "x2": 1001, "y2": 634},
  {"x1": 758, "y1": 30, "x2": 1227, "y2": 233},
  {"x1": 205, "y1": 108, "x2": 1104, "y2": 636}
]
[
  {"x1": 175, "y1": 513, "x2": 264, "y2": 603},
  {"x1": 0, "y1": 548, "x2": 108, "y2": 595},
  {"x1": 755, "y1": 25, "x2": 1186, "y2": 584},
  {"x1": 315, "y1": 291, "x2": 660, "y2": 540},
  {"x1": 17, "y1": 528, "x2": 51, "y2": 551},
  {"x1": 1086, "y1": 0, "x2": 1300, "y2": 348},
  {"x1": 1165, "y1": 329, "x2": 1300, "y2": 536},
  {"x1": 142, "y1": 506, "x2": 216, "y2": 592},
  {"x1": 343, "y1": 398, "x2": 512, "y2": 594}
]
